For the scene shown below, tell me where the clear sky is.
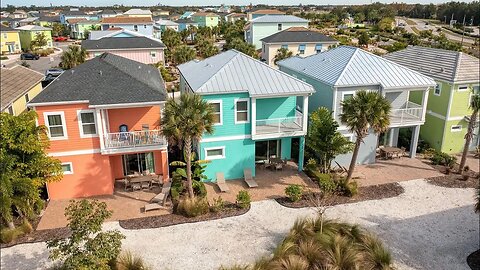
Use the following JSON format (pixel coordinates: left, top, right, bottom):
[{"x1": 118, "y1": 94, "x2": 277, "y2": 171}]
[{"x1": 1, "y1": 0, "x2": 470, "y2": 7}]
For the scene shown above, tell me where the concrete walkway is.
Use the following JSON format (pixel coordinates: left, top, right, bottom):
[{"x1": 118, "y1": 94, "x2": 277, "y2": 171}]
[{"x1": 1, "y1": 179, "x2": 478, "y2": 270}]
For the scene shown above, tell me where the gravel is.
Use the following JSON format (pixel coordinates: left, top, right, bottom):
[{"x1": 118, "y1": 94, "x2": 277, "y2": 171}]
[{"x1": 1, "y1": 179, "x2": 478, "y2": 270}]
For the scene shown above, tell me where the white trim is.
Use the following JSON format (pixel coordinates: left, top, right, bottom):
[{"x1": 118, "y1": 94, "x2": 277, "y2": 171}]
[
  {"x1": 451, "y1": 125, "x2": 463, "y2": 132},
  {"x1": 449, "y1": 116, "x2": 467, "y2": 121},
  {"x1": 208, "y1": 99, "x2": 223, "y2": 126},
  {"x1": 28, "y1": 100, "x2": 89, "y2": 107},
  {"x1": 234, "y1": 98, "x2": 250, "y2": 124},
  {"x1": 89, "y1": 101, "x2": 165, "y2": 109},
  {"x1": 427, "y1": 110, "x2": 446, "y2": 120},
  {"x1": 204, "y1": 146, "x2": 226, "y2": 160},
  {"x1": 251, "y1": 98, "x2": 257, "y2": 136},
  {"x1": 457, "y1": 85, "x2": 469, "y2": 92},
  {"x1": 77, "y1": 109, "x2": 99, "y2": 138},
  {"x1": 44, "y1": 111, "x2": 68, "y2": 140},
  {"x1": 96, "y1": 109, "x2": 105, "y2": 150},
  {"x1": 61, "y1": 162, "x2": 74, "y2": 174},
  {"x1": 343, "y1": 133, "x2": 354, "y2": 142},
  {"x1": 87, "y1": 47, "x2": 165, "y2": 52},
  {"x1": 49, "y1": 149, "x2": 101, "y2": 157},
  {"x1": 302, "y1": 95, "x2": 308, "y2": 133},
  {"x1": 201, "y1": 134, "x2": 251, "y2": 143},
  {"x1": 427, "y1": 110, "x2": 466, "y2": 122},
  {"x1": 434, "y1": 83, "x2": 441, "y2": 96}
]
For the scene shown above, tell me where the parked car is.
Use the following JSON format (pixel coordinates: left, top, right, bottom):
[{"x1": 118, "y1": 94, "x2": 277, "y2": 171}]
[
  {"x1": 54, "y1": 36, "x2": 68, "y2": 42},
  {"x1": 45, "y1": 68, "x2": 64, "y2": 78},
  {"x1": 20, "y1": 53, "x2": 39, "y2": 60}
]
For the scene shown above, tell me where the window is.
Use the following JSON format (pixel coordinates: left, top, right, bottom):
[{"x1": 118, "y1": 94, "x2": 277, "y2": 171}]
[
  {"x1": 205, "y1": 146, "x2": 225, "y2": 160},
  {"x1": 77, "y1": 110, "x2": 97, "y2": 137},
  {"x1": 451, "y1": 125, "x2": 462, "y2": 132},
  {"x1": 61, "y1": 162, "x2": 73, "y2": 174},
  {"x1": 3, "y1": 33, "x2": 7, "y2": 38},
  {"x1": 134, "y1": 25, "x2": 138, "y2": 31},
  {"x1": 44, "y1": 112, "x2": 67, "y2": 139},
  {"x1": 150, "y1": 51, "x2": 157, "y2": 58},
  {"x1": 235, "y1": 98, "x2": 249, "y2": 124},
  {"x1": 343, "y1": 134, "x2": 354, "y2": 142},
  {"x1": 209, "y1": 100, "x2": 222, "y2": 125},
  {"x1": 277, "y1": 23, "x2": 282, "y2": 30},
  {"x1": 298, "y1": 44, "x2": 306, "y2": 55},
  {"x1": 458, "y1": 85, "x2": 468, "y2": 92},
  {"x1": 7, "y1": 106, "x2": 14, "y2": 115},
  {"x1": 144, "y1": 24, "x2": 147, "y2": 28},
  {"x1": 434, "y1": 83, "x2": 441, "y2": 96},
  {"x1": 341, "y1": 92, "x2": 355, "y2": 113},
  {"x1": 315, "y1": 44, "x2": 323, "y2": 53},
  {"x1": 281, "y1": 44, "x2": 288, "y2": 49},
  {"x1": 24, "y1": 93, "x2": 29, "y2": 102}
]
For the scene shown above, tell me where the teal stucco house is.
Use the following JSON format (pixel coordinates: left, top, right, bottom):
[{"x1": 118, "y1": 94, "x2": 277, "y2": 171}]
[{"x1": 178, "y1": 50, "x2": 314, "y2": 181}]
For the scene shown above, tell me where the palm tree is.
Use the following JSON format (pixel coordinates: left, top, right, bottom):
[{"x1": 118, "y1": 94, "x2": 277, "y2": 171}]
[
  {"x1": 475, "y1": 186, "x2": 480, "y2": 213},
  {"x1": 458, "y1": 93, "x2": 480, "y2": 173},
  {"x1": 340, "y1": 90, "x2": 391, "y2": 181},
  {"x1": 173, "y1": 45, "x2": 196, "y2": 65},
  {"x1": 60, "y1": 45, "x2": 87, "y2": 69},
  {"x1": 274, "y1": 48, "x2": 293, "y2": 65},
  {"x1": 161, "y1": 94, "x2": 214, "y2": 198}
]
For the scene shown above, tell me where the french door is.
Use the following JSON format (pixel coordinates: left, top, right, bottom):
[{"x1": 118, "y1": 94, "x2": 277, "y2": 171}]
[
  {"x1": 255, "y1": 140, "x2": 281, "y2": 162},
  {"x1": 122, "y1": 152, "x2": 155, "y2": 175}
]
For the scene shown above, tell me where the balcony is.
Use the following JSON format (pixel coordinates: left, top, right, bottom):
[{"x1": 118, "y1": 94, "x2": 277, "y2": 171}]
[
  {"x1": 102, "y1": 130, "x2": 167, "y2": 154},
  {"x1": 253, "y1": 110, "x2": 305, "y2": 140},
  {"x1": 390, "y1": 101, "x2": 424, "y2": 126}
]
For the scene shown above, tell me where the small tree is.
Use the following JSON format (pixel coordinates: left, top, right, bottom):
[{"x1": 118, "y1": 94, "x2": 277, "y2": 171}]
[
  {"x1": 458, "y1": 94, "x2": 480, "y2": 173},
  {"x1": 306, "y1": 187, "x2": 338, "y2": 235},
  {"x1": 306, "y1": 107, "x2": 353, "y2": 173},
  {"x1": 30, "y1": 32, "x2": 48, "y2": 51},
  {"x1": 173, "y1": 45, "x2": 196, "y2": 65},
  {"x1": 60, "y1": 45, "x2": 87, "y2": 69},
  {"x1": 52, "y1": 22, "x2": 67, "y2": 36},
  {"x1": 358, "y1": 31, "x2": 370, "y2": 47},
  {"x1": 0, "y1": 111, "x2": 62, "y2": 229},
  {"x1": 273, "y1": 48, "x2": 293, "y2": 64},
  {"x1": 196, "y1": 38, "x2": 219, "y2": 58},
  {"x1": 224, "y1": 38, "x2": 257, "y2": 58},
  {"x1": 47, "y1": 200, "x2": 125, "y2": 269}
]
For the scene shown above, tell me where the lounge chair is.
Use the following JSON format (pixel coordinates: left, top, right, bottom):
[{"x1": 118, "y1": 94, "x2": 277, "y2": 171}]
[
  {"x1": 151, "y1": 174, "x2": 163, "y2": 188},
  {"x1": 151, "y1": 181, "x2": 172, "y2": 205},
  {"x1": 275, "y1": 162, "x2": 283, "y2": 170},
  {"x1": 216, "y1": 172, "x2": 229, "y2": 192},
  {"x1": 243, "y1": 168, "x2": 258, "y2": 188}
]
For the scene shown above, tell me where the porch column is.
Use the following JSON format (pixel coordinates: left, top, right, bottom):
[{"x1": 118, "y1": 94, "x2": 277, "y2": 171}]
[
  {"x1": 389, "y1": 128, "x2": 399, "y2": 147},
  {"x1": 251, "y1": 97, "x2": 256, "y2": 136},
  {"x1": 302, "y1": 95, "x2": 309, "y2": 133},
  {"x1": 421, "y1": 87, "x2": 429, "y2": 121},
  {"x1": 409, "y1": 125, "x2": 420, "y2": 158},
  {"x1": 298, "y1": 137, "x2": 305, "y2": 171},
  {"x1": 96, "y1": 109, "x2": 105, "y2": 150}
]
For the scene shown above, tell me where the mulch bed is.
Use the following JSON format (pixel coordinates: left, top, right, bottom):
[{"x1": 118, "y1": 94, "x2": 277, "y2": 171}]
[
  {"x1": 467, "y1": 249, "x2": 480, "y2": 270},
  {"x1": 426, "y1": 163, "x2": 479, "y2": 189},
  {"x1": 119, "y1": 203, "x2": 249, "y2": 230},
  {"x1": 276, "y1": 182, "x2": 405, "y2": 208}
]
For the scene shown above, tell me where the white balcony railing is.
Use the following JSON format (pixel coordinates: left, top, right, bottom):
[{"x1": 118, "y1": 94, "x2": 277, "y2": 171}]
[
  {"x1": 255, "y1": 115, "x2": 303, "y2": 135},
  {"x1": 390, "y1": 101, "x2": 423, "y2": 125},
  {"x1": 103, "y1": 130, "x2": 167, "y2": 150}
]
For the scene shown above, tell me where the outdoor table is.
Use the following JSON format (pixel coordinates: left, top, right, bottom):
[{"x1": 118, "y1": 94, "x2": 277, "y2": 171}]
[
  {"x1": 128, "y1": 175, "x2": 154, "y2": 190},
  {"x1": 381, "y1": 147, "x2": 402, "y2": 159}
]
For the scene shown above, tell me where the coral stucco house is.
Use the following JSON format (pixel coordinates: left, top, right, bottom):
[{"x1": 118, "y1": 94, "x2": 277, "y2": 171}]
[{"x1": 28, "y1": 53, "x2": 169, "y2": 200}]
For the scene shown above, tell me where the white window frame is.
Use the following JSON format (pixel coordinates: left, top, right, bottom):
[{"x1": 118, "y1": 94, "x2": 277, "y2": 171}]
[
  {"x1": 451, "y1": 125, "x2": 462, "y2": 132},
  {"x1": 77, "y1": 109, "x2": 98, "y2": 138},
  {"x1": 7, "y1": 105, "x2": 14, "y2": 115},
  {"x1": 458, "y1": 85, "x2": 468, "y2": 92},
  {"x1": 434, "y1": 83, "x2": 441, "y2": 96},
  {"x1": 204, "y1": 146, "x2": 226, "y2": 160},
  {"x1": 277, "y1": 23, "x2": 282, "y2": 30},
  {"x1": 234, "y1": 98, "x2": 250, "y2": 124},
  {"x1": 44, "y1": 111, "x2": 68, "y2": 140},
  {"x1": 340, "y1": 91, "x2": 356, "y2": 114},
  {"x1": 343, "y1": 134, "x2": 354, "y2": 142},
  {"x1": 150, "y1": 51, "x2": 157, "y2": 58},
  {"x1": 208, "y1": 100, "x2": 223, "y2": 126},
  {"x1": 61, "y1": 162, "x2": 73, "y2": 174}
]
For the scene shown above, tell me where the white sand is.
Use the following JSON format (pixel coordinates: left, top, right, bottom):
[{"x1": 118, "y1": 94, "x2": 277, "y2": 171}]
[{"x1": 1, "y1": 179, "x2": 478, "y2": 270}]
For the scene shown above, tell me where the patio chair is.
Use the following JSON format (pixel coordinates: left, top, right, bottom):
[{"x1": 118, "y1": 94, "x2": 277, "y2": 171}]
[
  {"x1": 151, "y1": 181, "x2": 172, "y2": 206},
  {"x1": 141, "y1": 181, "x2": 151, "y2": 190},
  {"x1": 243, "y1": 168, "x2": 258, "y2": 188},
  {"x1": 400, "y1": 147, "x2": 407, "y2": 157},
  {"x1": 131, "y1": 182, "x2": 141, "y2": 191},
  {"x1": 151, "y1": 174, "x2": 163, "y2": 188},
  {"x1": 123, "y1": 178, "x2": 132, "y2": 191},
  {"x1": 275, "y1": 162, "x2": 283, "y2": 171},
  {"x1": 216, "y1": 172, "x2": 229, "y2": 192}
]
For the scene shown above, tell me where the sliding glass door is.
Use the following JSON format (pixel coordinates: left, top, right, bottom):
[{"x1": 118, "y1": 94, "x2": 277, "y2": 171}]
[
  {"x1": 122, "y1": 152, "x2": 155, "y2": 175},
  {"x1": 255, "y1": 140, "x2": 281, "y2": 162}
]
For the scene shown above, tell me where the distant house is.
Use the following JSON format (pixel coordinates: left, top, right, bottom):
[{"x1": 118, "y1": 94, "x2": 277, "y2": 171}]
[
  {"x1": 101, "y1": 16, "x2": 154, "y2": 37},
  {"x1": 155, "y1": 19, "x2": 179, "y2": 32},
  {"x1": 28, "y1": 53, "x2": 169, "y2": 200},
  {"x1": 175, "y1": 18, "x2": 198, "y2": 31},
  {"x1": 179, "y1": 11, "x2": 195, "y2": 19},
  {"x1": 191, "y1": 12, "x2": 219, "y2": 28},
  {"x1": 1, "y1": 65, "x2": 44, "y2": 116},
  {"x1": 60, "y1": 10, "x2": 97, "y2": 25},
  {"x1": 153, "y1": 10, "x2": 169, "y2": 17},
  {"x1": 88, "y1": 28, "x2": 147, "y2": 40},
  {"x1": 69, "y1": 19, "x2": 101, "y2": 39},
  {"x1": 123, "y1": 8, "x2": 152, "y2": 19},
  {"x1": 385, "y1": 46, "x2": 480, "y2": 154},
  {"x1": 16, "y1": 25, "x2": 53, "y2": 50},
  {"x1": 38, "y1": 15, "x2": 61, "y2": 27},
  {"x1": 97, "y1": 9, "x2": 119, "y2": 19},
  {"x1": 244, "y1": 15, "x2": 309, "y2": 49},
  {"x1": 260, "y1": 27, "x2": 339, "y2": 66},
  {"x1": 279, "y1": 46, "x2": 436, "y2": 165},
  {"x1": 82, "y1": 36, "x2": 165, "y2": 64},
  {"x1": 0, "y1": 25, "x2": 21, "y2": 54},
  {"x1": 247, "y1": 9, "x2": 285, "y2": 21},
  {"x1": 225, "y1": 13, "x2": 247, "y2": 23},
  {"x1": 10, "y1": 10, "x2": 28, "y2": 19},
  {"x1": 17, "y1": 17, "x2": 39, "y2": 26},
  {"x1": 178, "y1": 50, "x2": 314, "y2": 181}
]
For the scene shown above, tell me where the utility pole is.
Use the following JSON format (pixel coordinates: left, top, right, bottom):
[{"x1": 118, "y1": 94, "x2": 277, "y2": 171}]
[{"x1": 460, "y1": 14, "x2": 466, "y2": 47}]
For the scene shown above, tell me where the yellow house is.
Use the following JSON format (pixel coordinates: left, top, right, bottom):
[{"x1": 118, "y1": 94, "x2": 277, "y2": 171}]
[
  {"x1": 0, "y1": 24, "x2": 21, "y2": 54},
  {"x1": 16, "y1": 25, "x2": 53, "y2": 51},
  {"x1": 1, "y1": 66, "x2": 44, "y2": 116}
]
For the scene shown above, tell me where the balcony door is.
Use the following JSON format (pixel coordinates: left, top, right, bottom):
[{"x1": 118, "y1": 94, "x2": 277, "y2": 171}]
[
  {"x1": 255, "y1": 140, "x2": 281, "y2": 162},
  {"x1": 122, "y1": 152, "x2": 155, "y2": 175}
]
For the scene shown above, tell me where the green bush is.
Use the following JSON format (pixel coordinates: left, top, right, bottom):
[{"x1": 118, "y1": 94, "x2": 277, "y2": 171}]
[
  {"x1": 192, "y1": 180, "x2": 207, "y2": 198},
  {"x1": 430, "y1": 151, "x2": 457, "y2": 167},
  {"x1": 236, "y1": 190, "x2": 251, "y2": 209},
  {"x1": 0, "y1": 228, "x2": 22, "y2": 244},
  {"x1": 210, "y1": 196, "x2": 225, "y2": 213},
  {"x1": 0, "y1": 56, "x2": 8, "y2": 60},
  {"x1": 116, "y1": 250, "x2": 151, "y2": 270},
  {"x1": 315, "y1": 172, "x2": 338, "y2": 193},
  {"x1": 176, "y1": 196, "x2": 210, "y2": 217},
  {"x1": 19, "y1": 219, "x2": 33, "y2": 234},
  {"x1": 337, "y1": 178, "x2": 358, "y2": 197},
  {"x1": 285, "y1": 184, "x2": 303, "y2": 202}
]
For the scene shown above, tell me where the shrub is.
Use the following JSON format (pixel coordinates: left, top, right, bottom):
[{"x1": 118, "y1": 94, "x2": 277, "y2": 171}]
[
  {"x1": 337, "y1": 178, "x2": 358, "y2": 197},
  {"x1": 210, "y1": 196, "x2": 225, "y2": 213},
  {"x1": 192, "y1": 180, "x2": 207, "y2": 198},
  {"x1": 429, "y1": 151, "x2": 457, "y2": 167},
  {"x1": 19, "y1": 219, "x2": 33, "y2": 234},
  {"x1": 305, "y1": 158, "x2": 317, "y2": 172},
  {"x1": 315, "y1": 172, "x2": 338, "y2": 193},
  {"x1": 0, "y1": 228, "x2": 22, "y2": 244},
  {"x1": 116, "y1": 250, "x2": 151, "y2": 270},
  {"x1": 236, "y1": 190, "x2": 251, "y2": 209},
  {"x1": 0, "y1": 56, "x2": 8, "y2": 60},
  {"x1": 285, "y1": 184, "x2": 303, "y2": 202},
  {"x1": 176, "y1": 196, "x2": 210, "y2": 217}
]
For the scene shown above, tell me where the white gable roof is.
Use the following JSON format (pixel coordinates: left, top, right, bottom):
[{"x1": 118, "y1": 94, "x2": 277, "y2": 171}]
[{"x1": 124, "y1": 8, "x2": 152, "y2": 15}]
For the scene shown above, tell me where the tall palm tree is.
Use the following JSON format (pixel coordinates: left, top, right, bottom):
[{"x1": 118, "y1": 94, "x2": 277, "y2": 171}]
[
  {"x1": 60, "y1": 45, "x2": 87, "y2": 69},
  {"x1": 340, "y1": 90, "x2": 391, "y2": 181},
  {"x1": 161, "y1": 94, "x2": 214, "y2": 198},
  {"x1": 458, "y1": 93, "x2": 480, "y2": 173}
]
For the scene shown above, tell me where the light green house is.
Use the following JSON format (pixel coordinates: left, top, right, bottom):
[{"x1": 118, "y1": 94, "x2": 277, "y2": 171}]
[
  {"x1": 386, "y1": 46, "x2": 480, "y2": 154},
  {"x1": 16, "y1": 25, "x2": 53, "y2": 51},
  {"x1": 191, "y1": 12, "x2": 219, "y2": 28},
  {"x1": 69, "y1": 19, "x2": 101, "y2": 39}
]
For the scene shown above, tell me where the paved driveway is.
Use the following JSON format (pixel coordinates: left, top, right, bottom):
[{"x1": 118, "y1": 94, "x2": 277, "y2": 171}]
[{"x1": 1, "y1": 179, "x2": 477, "y2": 270}]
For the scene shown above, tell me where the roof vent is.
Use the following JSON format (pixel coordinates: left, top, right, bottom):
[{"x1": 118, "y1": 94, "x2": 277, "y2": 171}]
[
  {"x1": 71, "y1": 70, "x2": 74, "y2": 74},
  {"x1": 99, "y1": 70, "x2": 102, "y2": 76},
  {"x1": 138, "y1": 65, "x2": 141, "y2": 69}
]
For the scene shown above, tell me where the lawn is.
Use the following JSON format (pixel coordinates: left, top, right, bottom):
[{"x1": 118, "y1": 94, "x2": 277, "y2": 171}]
[{"x1": 405, "y1": 19, "x2": 417, "y2": 26}]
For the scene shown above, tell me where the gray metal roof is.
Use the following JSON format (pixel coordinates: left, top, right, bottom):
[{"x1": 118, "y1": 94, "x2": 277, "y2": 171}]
[
  {"x1": 278, "y1": 46, "x2": 436, "y2": 89},
  {"x1": 250, "y1": 15, "x2": 309, "y2": 24},
  {"x1": 30, "y1": 53, "x2": 166, "y2": 106},
  {"x1": 384, "y1": 46, "x2": 480, "y2": 83},
  {"x1": 177, "y1": 50, "x2": 314, "y2": 97},
  {"x1": 260, "y1": 27, "x2": 338, "y2": 44},
  {"x1": 82, "y1": 37, "x2": 165, "y2": 50}
]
